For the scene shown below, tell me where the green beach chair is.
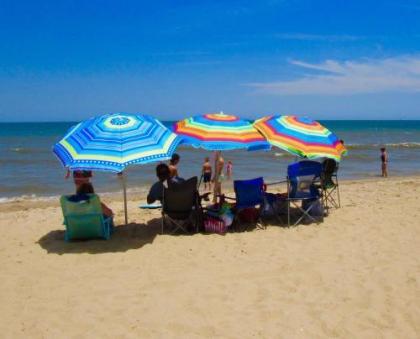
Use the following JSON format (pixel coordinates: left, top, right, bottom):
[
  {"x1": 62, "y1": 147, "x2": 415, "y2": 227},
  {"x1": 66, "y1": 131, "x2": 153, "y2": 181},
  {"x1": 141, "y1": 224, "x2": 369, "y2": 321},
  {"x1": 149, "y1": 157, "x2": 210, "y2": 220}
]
[{"x1": 60, "y1": 194, "x2": 113, "y2": 241}]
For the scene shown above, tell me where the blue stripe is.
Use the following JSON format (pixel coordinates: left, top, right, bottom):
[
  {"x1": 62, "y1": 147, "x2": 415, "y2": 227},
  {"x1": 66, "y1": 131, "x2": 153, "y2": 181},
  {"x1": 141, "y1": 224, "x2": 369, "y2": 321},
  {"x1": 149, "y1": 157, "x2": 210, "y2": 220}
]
[{"x1": 53, "y1": 113, "x2": 181, "y2": 171}]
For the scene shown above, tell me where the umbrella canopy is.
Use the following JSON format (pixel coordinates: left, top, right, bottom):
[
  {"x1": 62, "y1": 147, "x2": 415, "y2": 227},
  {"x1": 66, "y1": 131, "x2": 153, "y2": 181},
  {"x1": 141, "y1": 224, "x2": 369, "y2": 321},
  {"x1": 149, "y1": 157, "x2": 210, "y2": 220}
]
[
  {"x1": 254, "y1": 115, "x2": 347, "y2": 161},
  {"x1": 173, "y1": 112, "x2": 270, "y2": 151},
  {"x1": 53, "y1": 113, "x2": 181, "y2": 172}
]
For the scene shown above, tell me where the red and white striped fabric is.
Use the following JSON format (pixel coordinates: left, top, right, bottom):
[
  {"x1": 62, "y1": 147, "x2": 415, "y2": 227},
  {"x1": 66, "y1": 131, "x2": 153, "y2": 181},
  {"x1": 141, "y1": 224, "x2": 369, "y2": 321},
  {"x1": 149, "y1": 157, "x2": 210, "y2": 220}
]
[{"x1": 204, "y1": 217, "x2": 227, "y2": 234}]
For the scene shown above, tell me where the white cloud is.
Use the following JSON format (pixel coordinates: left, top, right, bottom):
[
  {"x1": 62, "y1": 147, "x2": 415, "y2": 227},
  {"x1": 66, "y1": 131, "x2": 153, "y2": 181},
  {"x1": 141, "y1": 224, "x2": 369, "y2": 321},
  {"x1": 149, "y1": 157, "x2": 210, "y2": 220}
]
[
  {"x1": 248, "y1": 56, "x2": 420, "y2": 95},
  {"x1": 274, "y1": 33, "x2": 362, "y2": 42}
]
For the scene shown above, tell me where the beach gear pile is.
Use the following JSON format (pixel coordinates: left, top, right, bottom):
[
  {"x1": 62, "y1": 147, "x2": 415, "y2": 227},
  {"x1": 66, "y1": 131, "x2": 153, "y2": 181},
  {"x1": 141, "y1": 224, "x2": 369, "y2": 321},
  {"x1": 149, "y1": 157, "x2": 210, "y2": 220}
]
[{"x1": 53, "y1": 112, "x2": 347, "y2": 239}]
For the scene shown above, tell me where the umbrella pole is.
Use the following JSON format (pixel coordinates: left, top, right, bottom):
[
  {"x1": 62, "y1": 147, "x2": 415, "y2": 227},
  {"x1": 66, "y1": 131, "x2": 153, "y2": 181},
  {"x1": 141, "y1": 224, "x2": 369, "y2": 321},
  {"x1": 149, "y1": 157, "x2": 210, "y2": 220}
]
[{"x1": 120, "y1": 172, "x2": 128, "y2": 225}]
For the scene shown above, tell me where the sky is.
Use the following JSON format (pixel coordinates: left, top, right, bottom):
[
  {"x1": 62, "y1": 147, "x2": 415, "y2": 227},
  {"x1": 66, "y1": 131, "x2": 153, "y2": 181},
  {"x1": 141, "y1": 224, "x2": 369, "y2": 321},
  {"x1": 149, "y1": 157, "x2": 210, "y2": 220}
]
[{"x1": 1, "y1": 0, "x2": 420, "y2": 121}]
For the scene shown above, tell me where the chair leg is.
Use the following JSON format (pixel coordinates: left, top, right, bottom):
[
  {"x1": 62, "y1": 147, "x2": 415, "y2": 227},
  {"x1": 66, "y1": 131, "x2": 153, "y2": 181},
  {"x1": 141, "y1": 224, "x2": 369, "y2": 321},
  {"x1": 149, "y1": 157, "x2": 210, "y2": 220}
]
[
  {"x1": 337, "y1": 185, "x2": 341, "y2": 208},
  {"x1": 289, "y1": 199, "x2": 320, "y2": 226},
  {"x1": 323, "y1": 190, "x2": 330, "y2": 216}
]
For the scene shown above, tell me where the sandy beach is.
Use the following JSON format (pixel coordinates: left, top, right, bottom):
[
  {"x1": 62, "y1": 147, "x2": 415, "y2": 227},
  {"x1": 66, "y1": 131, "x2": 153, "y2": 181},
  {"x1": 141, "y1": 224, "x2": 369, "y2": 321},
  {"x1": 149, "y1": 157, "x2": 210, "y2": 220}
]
[{"x1": 0, "y1": 176, "x2": 419, "y2": 338}]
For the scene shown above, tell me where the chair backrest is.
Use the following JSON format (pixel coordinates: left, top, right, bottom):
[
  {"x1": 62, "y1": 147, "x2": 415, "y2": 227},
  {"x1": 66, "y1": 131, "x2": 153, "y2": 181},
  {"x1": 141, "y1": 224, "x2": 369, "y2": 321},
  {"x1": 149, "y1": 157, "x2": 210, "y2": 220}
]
[
  {"x1": 60, "y1": 194, "x2": 105, "y2": 239},
  {"x1": 287, "y1": 161, "x2": 322, "y2": 198},
  {"x1": 233, "y1": 177, "x2": 264, "y2": 209},
  {"x1": 163, "y1": 176, "x2": 198, "y2": 219}
]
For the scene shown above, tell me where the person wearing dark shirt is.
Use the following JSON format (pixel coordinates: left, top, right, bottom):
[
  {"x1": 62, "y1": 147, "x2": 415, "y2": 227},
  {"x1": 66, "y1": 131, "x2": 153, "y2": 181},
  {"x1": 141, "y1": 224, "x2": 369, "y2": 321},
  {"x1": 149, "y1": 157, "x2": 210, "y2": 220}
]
[{"x1": 147, "y1": 163, "x2": 171, "y2": 204}]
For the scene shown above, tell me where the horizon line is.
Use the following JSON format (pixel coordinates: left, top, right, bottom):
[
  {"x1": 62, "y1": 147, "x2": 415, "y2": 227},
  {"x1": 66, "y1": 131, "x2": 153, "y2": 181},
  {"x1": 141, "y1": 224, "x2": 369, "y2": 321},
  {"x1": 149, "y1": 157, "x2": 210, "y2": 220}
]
[{"x1": 1, "y1": 118, "x2": 420, "y2": 123}]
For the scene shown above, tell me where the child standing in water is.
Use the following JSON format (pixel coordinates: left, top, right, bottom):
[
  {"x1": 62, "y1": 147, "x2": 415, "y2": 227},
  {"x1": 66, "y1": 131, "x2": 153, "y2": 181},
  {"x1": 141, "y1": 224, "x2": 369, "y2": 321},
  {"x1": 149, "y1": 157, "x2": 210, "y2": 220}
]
[
  {"x1": 226, "y1": 160, "x2": 233, "y2": 180},
  {"x1": 202, "y1": 157, "x2": 212, "y2": 191},
  {"x1": 380, "y1": 147, "x2": 388, "y2": 177}
]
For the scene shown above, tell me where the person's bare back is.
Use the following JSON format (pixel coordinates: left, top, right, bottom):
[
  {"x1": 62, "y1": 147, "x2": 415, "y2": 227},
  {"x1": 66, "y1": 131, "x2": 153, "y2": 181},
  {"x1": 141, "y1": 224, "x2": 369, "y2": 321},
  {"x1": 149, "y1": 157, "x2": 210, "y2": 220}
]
[{"x1": 213, "y1": 153, "x2": 224, "y2": 202}]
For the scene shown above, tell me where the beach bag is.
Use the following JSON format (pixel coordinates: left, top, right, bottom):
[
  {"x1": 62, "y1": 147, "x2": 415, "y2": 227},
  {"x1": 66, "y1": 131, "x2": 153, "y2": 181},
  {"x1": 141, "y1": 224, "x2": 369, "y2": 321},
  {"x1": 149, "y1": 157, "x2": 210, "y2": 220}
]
[
  {"x1": 302, "y1": 199, "x2": 324, "y2": 223},
  {"x1": 204, "y1": 216, "x2": 227, "y2": 234},
  {"x1": 238, "y1": 207, "x2": 259, "y2": 223},
  {"x1": 261, "y1": 193, "x2": 276, "y2": 218},
  {"x1": 276, "y1": 193, "x2": 288, "y2": 215}
]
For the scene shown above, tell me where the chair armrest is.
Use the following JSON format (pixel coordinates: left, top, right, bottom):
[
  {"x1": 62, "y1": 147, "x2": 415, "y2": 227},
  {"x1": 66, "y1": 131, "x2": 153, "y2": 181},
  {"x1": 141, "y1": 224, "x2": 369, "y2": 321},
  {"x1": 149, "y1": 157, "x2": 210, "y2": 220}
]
[
  {"x1": 265, "y1": 180, "x2": 287, "y2": 186},
  {"x1": 223, "y1": 196, "x2": 236, "y2": 201}
]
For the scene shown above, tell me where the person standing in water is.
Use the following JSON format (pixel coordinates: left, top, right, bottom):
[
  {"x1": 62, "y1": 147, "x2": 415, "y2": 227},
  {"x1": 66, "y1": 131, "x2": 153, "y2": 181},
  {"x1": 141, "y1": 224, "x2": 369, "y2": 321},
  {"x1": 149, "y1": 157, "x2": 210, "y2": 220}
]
[
  {"x1": 380, "y1": 147, "x2": 388, "y2": 177},
  {"x1": 168, "y1": 153, "x2": 181, "y2": 180},
  {"x1": 212, "y1": 152, "x2": 225, "y2": 203},
  {"x1": 226, "y1": 160, "x2": 233, "y2": 180},
  {"x1": 202, "y1": 157, "x2": 212, "y2": 191}
]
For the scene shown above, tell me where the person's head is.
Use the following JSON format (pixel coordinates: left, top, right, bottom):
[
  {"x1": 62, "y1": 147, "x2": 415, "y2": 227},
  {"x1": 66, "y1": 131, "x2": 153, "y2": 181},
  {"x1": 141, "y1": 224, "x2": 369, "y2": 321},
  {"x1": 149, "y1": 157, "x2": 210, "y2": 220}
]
[
  {"x1": 170, "y1": 153, "x2": 180, "y2": 165},
  {"x1": 339, "y1": 139, "x2": 344, "y2": 145},
  {"x1": 381, "y1": 147, "x2": 386, "y2": 152},
  {"x1": 77, "y1": 183, "x2": 95, "y2": 195},
  {"x1": 228, "y1": 160, "x2": 232, "y2": 164},
  {"x1": 205, "y1": 157, "x2": 209, "y2": 162},
  {"x1": 156, "y1": 163, "x2": 170, "y2": 181}
]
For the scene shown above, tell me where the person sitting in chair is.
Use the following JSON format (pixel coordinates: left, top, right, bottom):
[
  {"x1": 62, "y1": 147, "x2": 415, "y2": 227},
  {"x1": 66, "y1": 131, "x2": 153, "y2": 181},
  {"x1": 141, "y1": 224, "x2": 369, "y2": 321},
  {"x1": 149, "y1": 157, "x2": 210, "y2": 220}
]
[
  {"x1": 147, "y1": 163, "x2": 172, "y2": 204},
  {"x1": 70, "y1": 183, "x2": 113, "y2": 218},
  {"x1": 321, "y1": 158, "x2": 338, "y2": 188}
]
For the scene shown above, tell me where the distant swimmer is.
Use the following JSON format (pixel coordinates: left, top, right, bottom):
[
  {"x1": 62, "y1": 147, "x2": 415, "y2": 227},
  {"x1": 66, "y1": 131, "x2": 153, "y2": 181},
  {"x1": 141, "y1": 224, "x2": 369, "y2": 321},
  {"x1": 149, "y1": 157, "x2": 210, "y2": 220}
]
[{"x1": 380, "y1": 147, "x2": 388, "y2": 177}]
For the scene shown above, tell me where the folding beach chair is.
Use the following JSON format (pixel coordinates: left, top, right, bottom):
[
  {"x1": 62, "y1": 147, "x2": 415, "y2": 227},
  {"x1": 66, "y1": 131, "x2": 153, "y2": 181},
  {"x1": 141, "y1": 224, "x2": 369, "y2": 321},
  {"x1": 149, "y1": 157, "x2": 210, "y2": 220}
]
[
  {"x1": 225, "y1": 177, "x2": 265, "y2": 230},
  {"x1": 60, "y1": 194, "x2": 113, "y2": 241},
  {"x1": 161, "y1": 176, "x2": 201, "y2": 234},
  {"x1": 286, "y1": 161, "x2": 323, "y2": 226},
  {"x1": 320, "y1": 158, "x2": 341, "y2": 212}
]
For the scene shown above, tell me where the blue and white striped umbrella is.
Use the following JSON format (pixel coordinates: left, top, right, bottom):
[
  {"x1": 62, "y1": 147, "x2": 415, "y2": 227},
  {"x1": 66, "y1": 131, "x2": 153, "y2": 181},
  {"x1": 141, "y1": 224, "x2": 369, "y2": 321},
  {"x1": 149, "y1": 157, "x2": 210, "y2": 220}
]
[{"x1": 53, "y1": 113, "x2": 181, "y2": 172}]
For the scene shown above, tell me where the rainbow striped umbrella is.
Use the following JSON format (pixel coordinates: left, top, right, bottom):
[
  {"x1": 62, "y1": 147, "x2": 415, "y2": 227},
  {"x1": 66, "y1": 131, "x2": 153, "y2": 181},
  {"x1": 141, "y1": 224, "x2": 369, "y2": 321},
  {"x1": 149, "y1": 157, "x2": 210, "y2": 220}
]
[
  {"x1": 173, "y1": 112, "x2": 270, "y2": 151},
  {"x1": 53, "y1": 113, "x2": 181, "y2": 172},
  {"x1": 254, "y1": 115, "x2": 347, "y2": 161}
]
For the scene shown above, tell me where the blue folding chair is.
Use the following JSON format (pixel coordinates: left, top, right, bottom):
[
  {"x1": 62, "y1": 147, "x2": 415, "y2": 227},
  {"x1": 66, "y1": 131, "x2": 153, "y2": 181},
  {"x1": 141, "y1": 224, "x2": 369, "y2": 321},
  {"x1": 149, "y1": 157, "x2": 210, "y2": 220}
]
[
  {"x1": 229, "y1": 177, "x2": 265, "y2": 230},
  {"x1": 60, "y1": 194, "x2": 113, "y2": 241},
  {"x1": 286, "y1": 161, "x2": 323, "y2": 226}
]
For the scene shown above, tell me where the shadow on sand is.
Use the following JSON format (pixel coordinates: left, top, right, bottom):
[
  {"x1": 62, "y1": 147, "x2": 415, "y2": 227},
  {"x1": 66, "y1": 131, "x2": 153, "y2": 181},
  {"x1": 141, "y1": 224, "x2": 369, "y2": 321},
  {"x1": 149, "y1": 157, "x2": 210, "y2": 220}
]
[
  {"x1": 37, "y1": 213, "x2": 293, "y2": 255},
  {"x1": 37, "y1": 218, "x2": 162, "y2": 255}
]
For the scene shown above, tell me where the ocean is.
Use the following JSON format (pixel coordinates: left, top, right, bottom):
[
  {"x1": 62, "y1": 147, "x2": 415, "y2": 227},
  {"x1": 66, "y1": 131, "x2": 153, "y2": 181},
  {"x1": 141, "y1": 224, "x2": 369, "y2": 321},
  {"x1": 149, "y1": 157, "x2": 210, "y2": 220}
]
[{"x1": 0, "y1": 120, "x2": 419, "y2": 202}]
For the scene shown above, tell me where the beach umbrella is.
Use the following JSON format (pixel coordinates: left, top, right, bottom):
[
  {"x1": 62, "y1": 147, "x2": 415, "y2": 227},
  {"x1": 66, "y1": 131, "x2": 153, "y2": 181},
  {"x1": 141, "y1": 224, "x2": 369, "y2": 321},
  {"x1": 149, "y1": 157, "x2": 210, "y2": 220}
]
[
  {"x1": 173, "y1": 112, "x2": 270, "y2": 151},
  {"x1": 253, "y1": 115, "x2": 347, "y2": 161},
  {"x1": 53, "y1": 113, "x2": 182, "y2": 224},
  {"x1": 173, "y1": 112, "x2": 270, "y2": 201}
]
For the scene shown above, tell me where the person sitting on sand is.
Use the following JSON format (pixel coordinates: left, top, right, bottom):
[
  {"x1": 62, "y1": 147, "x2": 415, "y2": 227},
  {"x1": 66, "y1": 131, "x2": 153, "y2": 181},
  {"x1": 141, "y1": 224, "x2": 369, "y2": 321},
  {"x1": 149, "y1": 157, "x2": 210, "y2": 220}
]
[
  {"x1": 380, "y1": 147, "x2": 388, "y2": 177},
  {"x1": 147, "y1": 163, "x2": 172, "y2": 204},
  {"x1": 70, "y1": 182, "x2": 113, "y2": 218},
  {"x1": 202, "y1": 157, "x2": 212, "y2": 191},
  {"x1": 168, "y1": 153, "x2": 180, "y2": 179}
]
